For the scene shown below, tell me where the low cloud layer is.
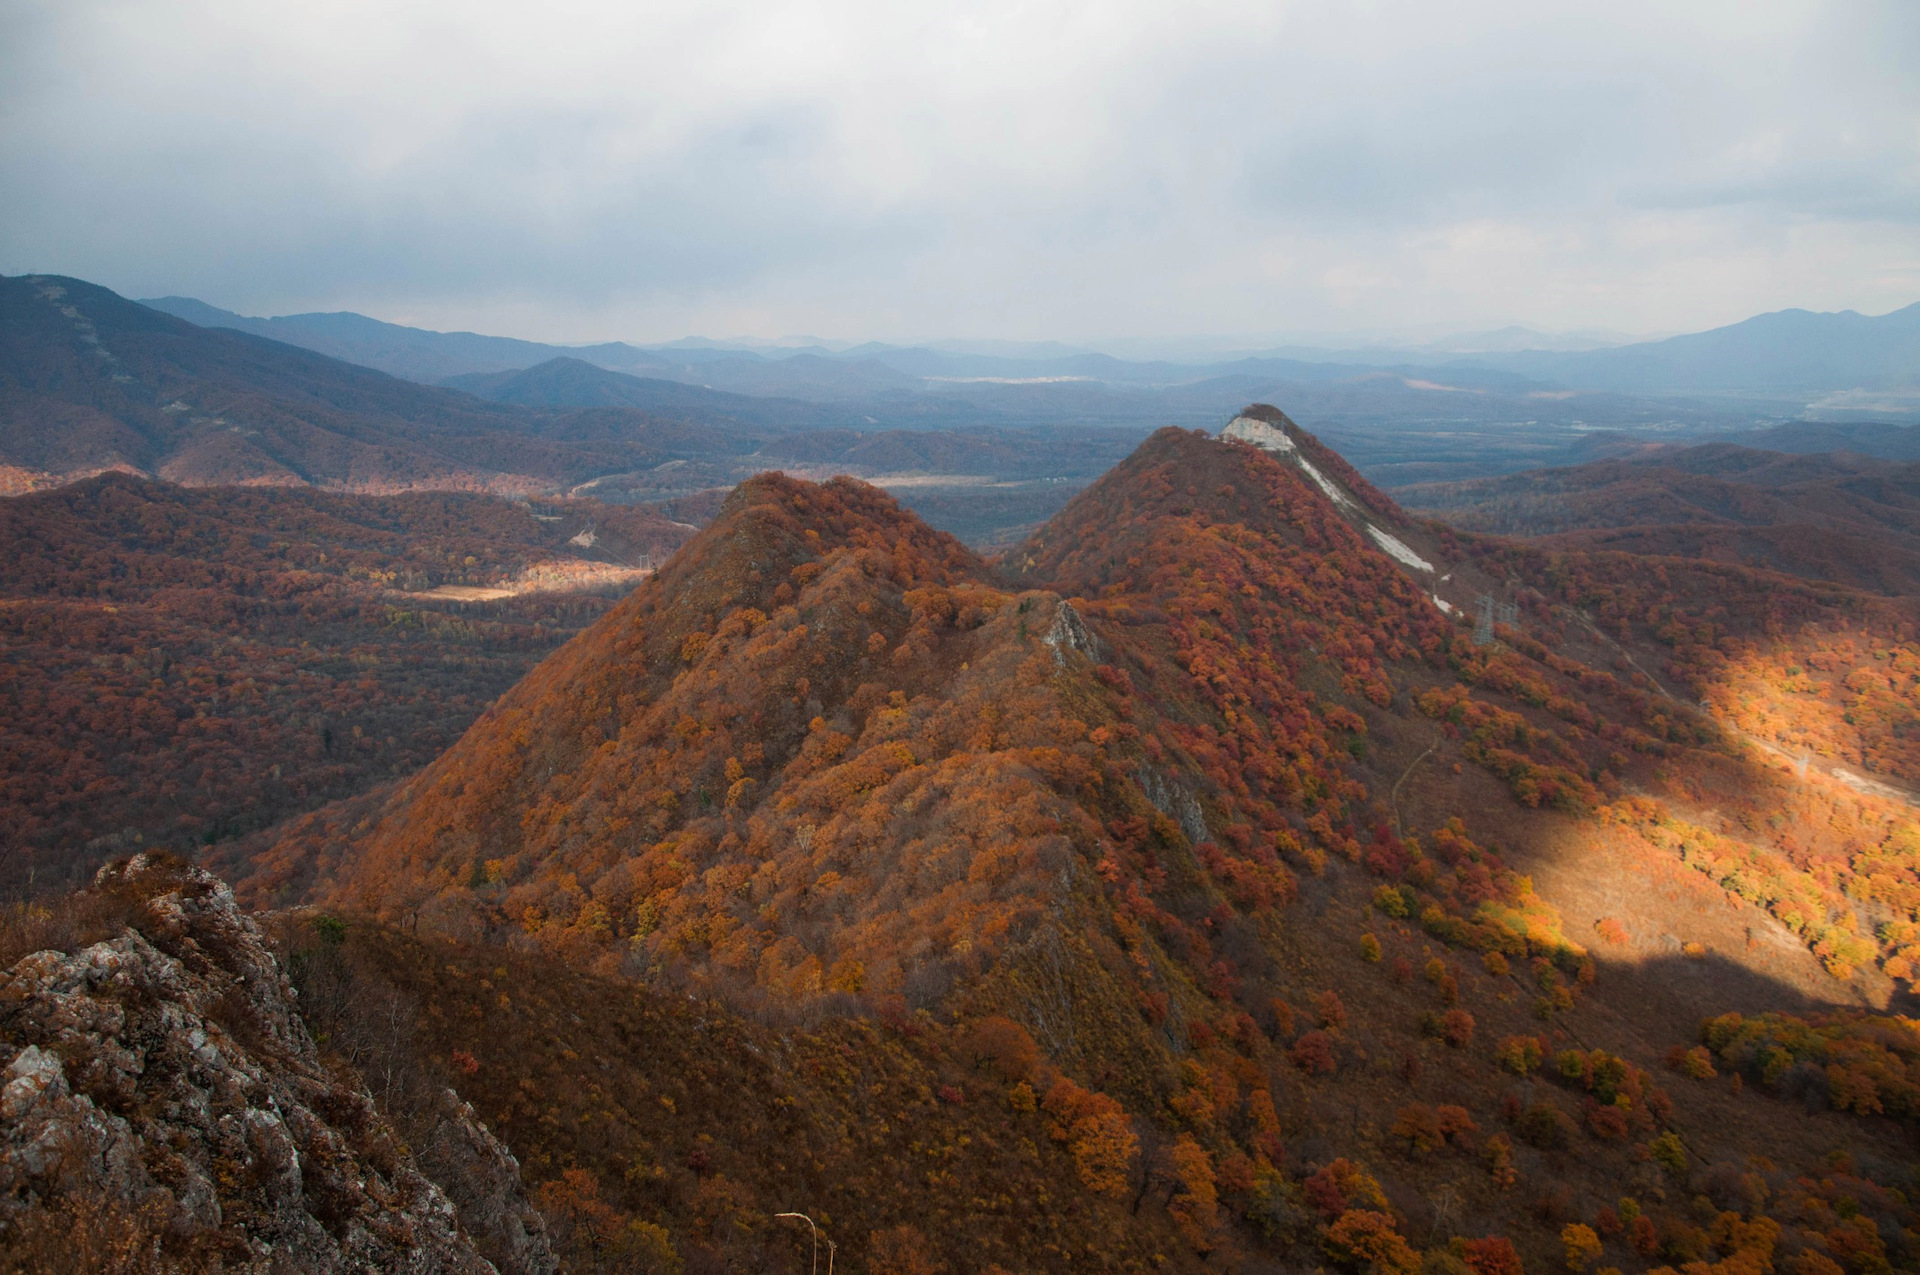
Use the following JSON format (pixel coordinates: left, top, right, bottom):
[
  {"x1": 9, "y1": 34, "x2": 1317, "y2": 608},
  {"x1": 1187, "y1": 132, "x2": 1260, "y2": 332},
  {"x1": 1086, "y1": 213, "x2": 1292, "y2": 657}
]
[{"x1": 2, "y1": 0, "x2": 1915, "y2": 345}]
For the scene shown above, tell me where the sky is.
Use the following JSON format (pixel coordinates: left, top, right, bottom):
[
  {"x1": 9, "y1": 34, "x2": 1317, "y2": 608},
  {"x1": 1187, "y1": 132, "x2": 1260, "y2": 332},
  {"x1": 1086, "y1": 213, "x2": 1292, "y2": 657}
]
[{"x1": 2, "y1": 0, "x2": 1917, "y2": 348}]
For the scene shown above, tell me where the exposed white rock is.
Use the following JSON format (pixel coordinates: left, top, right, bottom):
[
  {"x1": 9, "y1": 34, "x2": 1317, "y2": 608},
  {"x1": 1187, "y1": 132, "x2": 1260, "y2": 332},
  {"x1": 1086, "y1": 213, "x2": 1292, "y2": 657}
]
[
  {"x1": 1295, "y1": 456, "x2": 1358, "y2": 509},
  {"x1": 1222, "y1": 416, "x2": 1360, "y2": 508},
  {"x1": 1225, "y1": 409, "x2": 1442, "y2": 578},
  {"x1": 1222, "y1": 416, "x2": 1296, "y2": 452},
  {"x1": 1365, "y1": 524, "x2": 1434, "y2": 572},
  {"x1": 1042, "y1": 600, "x2": 1101, "y2": 665}
]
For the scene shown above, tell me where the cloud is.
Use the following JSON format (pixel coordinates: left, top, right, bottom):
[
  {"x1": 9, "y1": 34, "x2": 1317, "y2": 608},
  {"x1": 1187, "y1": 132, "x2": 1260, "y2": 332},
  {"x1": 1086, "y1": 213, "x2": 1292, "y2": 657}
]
[{"x1": 1, "y1": 0, "x2": 1915, "y2": 343}]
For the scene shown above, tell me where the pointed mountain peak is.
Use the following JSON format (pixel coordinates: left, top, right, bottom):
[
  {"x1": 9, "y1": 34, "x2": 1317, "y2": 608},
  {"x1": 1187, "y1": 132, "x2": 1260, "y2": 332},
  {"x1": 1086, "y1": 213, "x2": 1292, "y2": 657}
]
[
  {"x1": 1016, "y1": 412, "x2": 1446, "y2": 597},
  {"x1": 1221, "y1": 403, "x2": 1409, "y2": 527}
]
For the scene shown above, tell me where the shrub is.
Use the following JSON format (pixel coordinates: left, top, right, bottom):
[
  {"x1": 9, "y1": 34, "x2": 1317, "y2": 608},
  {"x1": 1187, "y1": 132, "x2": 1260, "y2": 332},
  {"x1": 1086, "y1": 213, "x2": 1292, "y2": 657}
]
[
  {"x1": 1435, "y1": 1104, "x2": 1479, "y2": 1148},
  {"x1": 1515, "y1": 1100, "x2": 1574, "y2": 1150},
  {"x1": 868, "y1": 1224, "x2": 942, "y2": 1275},
  {"x1": 1325, "y1": 1210, "x2": 1420, "y2": 1275},
  {"x1": 1586, "y1": 1104, "x2": 1629, "y2": 1141},
  {"x1": 1042, "y1": 1078, "x2": 1138, "y2": 1197},
  {"x1": 1481, "y1": 1134, "x2": 1517, "y2": 1190},
  {"x1": 1392, "y1": 1103, "x2": 1444, "y2": 1154},
  {"x1": 963, "y1": 1015, "x2": 1038, "y2": 1081},
  {"x1": 1244, "y1": 1163, "x2": 1305, "y2": 1241},
  {"x1": 1168, "y1": 1135, "x2": 1220, "y2": 1250},
  {"x1": 1496, "y1": 1035, "x2": 1543, "y2": 1075},
  {"x1": 1649, "y1": 1131, "x2": 1687, "y2": 1175},
  {"x1": 1562, "y1": 1223, "x2": 1602, "y2": 1272},
  {"x1": 1291, "y1": 1030, "x2": 1338, "y2": 1075},
  {"x1": 1462, "y1": 1236, "x2": 1525, "y2": 1275}
]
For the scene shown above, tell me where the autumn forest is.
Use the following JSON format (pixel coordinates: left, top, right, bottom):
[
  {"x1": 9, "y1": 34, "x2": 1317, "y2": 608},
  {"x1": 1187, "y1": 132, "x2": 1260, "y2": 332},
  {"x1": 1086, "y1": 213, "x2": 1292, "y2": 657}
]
[{"x1": 6, "y1": 375, "x2": 1920, "y2": 1271}]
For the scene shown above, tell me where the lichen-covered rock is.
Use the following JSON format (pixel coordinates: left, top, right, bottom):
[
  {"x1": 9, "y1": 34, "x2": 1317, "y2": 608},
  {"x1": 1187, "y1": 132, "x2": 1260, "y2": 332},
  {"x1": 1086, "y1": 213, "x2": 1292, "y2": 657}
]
[
  {"x1": 0, "y1": 854, "x2": 544, "y2": 1273},
  {"x1": 416, "y1": 1088, "x2": 558, "y2": 1275}
]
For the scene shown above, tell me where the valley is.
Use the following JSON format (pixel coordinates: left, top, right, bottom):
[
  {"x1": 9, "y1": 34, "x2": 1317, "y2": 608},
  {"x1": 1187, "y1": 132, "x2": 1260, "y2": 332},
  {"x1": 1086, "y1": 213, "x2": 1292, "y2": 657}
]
[{"x1": 0, "y1": 474, "x2": 697, "y2": 896}]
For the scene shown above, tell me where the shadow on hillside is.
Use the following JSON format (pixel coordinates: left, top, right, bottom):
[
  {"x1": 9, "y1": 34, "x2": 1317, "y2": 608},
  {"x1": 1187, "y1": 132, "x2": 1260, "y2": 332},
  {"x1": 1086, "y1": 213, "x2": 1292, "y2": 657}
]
[{"x1": 1595, "y1": 947, "x2": 1915, "y2": 1035}]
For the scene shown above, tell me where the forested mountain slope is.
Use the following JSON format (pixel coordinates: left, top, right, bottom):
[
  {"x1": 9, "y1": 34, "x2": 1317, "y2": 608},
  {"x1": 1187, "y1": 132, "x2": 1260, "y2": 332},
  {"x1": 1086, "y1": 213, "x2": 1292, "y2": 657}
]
[
  {"x1": 224, "y1": 409, "x2": 1920, "y2": 1273},
  {"x1": 1399, "y1": 443, "x2": 1920, "y2": 595}
]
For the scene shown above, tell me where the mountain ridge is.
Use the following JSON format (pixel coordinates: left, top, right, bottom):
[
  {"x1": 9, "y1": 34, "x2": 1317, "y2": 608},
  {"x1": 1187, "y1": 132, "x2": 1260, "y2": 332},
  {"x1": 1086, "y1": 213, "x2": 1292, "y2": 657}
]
[
  {"x1": 1458, "y1": 302, "x2": 1920, "y2": 394},
  {"x1": 208, "y1": 409, "x2": 1920, "y2": 1271},
  {"x1": 142, "y1": 290, "x2": 1920, "y2": 398}
]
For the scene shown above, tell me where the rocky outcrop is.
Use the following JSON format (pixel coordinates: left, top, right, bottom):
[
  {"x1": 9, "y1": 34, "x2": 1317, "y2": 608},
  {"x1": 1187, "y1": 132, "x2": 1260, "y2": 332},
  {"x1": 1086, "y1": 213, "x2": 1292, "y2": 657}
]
[
  {"x1": 413, "y1": 1089, "x2": 558, "y2": 1275},
  {"x1": 0, "y1": 854, "x2": 550, "y2": 1273}
]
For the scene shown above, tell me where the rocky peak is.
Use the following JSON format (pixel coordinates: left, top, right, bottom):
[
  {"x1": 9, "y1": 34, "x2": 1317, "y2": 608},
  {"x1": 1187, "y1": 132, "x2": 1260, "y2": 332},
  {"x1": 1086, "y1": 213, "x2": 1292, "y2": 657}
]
[{"x1": 0, "y1": 853, "x2": 553, "y2": 1273}]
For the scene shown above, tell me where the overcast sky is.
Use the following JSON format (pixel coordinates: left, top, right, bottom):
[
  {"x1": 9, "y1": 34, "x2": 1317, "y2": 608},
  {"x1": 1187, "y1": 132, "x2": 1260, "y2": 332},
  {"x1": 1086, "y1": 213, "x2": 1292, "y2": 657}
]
[{"x1": 2, "y1": 0, "x2": 1916, "y2": 347}]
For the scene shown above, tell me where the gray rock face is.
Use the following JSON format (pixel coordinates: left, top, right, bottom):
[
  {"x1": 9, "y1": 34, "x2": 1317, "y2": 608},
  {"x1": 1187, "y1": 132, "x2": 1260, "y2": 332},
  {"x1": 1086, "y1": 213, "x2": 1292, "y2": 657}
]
[{"x1": 0, "y1": 854, "x2": 550, "y2": 1273}]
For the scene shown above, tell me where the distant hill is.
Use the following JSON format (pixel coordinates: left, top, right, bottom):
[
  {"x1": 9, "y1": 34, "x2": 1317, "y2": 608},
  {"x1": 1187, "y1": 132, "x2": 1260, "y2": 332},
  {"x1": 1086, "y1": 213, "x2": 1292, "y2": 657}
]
[
  {"x1": 1464, "y1": 302, "x2": 1920, "y2": 394},
  {"x1": 140, "y1": 294, "x2": 678, "y2": 383},
  {"x1": 140, "y1": 293, "x2": 946, "y2": 400},
  {"x1": 1738, "y1": 418, "x2": 1920, "y2": 458},
  {"x1": 145, "y1": 290, "x2": 1920, "y2": 403},
  {"x1": 1398, "y1": 440, "x2": 1920, "y2": 594},
  {"x1": 442, "y1": 355, "x2": 859, "y2": 431}
]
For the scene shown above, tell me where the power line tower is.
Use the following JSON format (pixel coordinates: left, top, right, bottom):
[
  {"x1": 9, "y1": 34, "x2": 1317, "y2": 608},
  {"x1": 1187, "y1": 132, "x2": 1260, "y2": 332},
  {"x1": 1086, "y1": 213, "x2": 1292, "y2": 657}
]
[{"x1": 1473, "y1": 595, "x2": 1518, "y2": 646}]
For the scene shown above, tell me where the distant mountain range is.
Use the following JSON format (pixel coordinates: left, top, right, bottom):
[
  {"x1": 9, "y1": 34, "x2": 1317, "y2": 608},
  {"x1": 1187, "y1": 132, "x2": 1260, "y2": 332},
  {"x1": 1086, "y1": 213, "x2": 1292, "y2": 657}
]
[
  {"x1": 0, "y1": 275, "x2": 1149, "y2": 544},
  {"x1": 135, "y1": 287, "x2": 1878, "y2": 491},
  {"x1": 1464, "y1": 303, "x2": 1920, "y2": 395},
  {"x1": 142, "y1": 292, "x2": 1920, "y2": 400},
  {"x1": 140, "y1": 294, "x2": 680, "y2": 383},
  {"x1": 442, "y1": 356, "x2": 867, "y2": 431},
  {"x1": 0, "y1": 275, "x2": 756, "y2": 498},
  {"x1": 12, "y1": 273, "x2": 1920, "y2": 550}
]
